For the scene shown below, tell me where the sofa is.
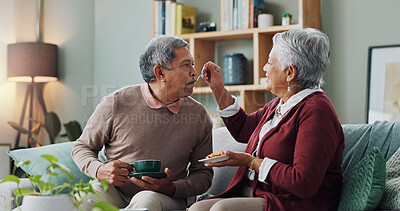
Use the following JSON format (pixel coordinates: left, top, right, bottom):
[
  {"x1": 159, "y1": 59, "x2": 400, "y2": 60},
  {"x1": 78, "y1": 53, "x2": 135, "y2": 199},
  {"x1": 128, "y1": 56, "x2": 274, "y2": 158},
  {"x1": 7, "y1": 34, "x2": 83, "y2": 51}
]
[{"x1": 1, "y1": 120, "x2": 400, "y2": 211}]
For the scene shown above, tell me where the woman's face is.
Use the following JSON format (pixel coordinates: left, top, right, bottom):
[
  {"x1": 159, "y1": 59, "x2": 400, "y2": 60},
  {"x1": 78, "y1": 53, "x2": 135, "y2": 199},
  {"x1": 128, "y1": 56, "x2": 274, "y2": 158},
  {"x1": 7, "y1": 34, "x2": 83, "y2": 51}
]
[{"x1": 263, "y1": 49, "x2": 288, "y2": 97}]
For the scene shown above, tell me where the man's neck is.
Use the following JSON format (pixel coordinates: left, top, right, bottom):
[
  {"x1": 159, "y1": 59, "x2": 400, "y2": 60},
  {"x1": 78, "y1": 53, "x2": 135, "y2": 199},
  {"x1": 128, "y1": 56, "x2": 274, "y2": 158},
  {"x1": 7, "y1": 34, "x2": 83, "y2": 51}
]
[{"x1": 148, "y1": 82, "x2": 178, "y2": 105}]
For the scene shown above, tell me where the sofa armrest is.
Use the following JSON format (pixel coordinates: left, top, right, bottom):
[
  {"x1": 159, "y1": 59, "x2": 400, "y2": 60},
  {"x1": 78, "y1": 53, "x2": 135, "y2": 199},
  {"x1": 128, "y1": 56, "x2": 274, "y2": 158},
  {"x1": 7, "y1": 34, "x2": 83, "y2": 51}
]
[{"x1": 0, "y1": 178, "x2": 33, "y2": 210}]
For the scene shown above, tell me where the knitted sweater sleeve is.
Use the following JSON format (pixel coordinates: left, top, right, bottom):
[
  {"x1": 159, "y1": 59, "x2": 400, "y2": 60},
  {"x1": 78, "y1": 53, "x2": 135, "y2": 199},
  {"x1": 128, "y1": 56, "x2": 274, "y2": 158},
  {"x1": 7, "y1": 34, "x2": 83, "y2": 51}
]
[{"x1": 72, "y1": 95, "x2": 114, "y2": 178}]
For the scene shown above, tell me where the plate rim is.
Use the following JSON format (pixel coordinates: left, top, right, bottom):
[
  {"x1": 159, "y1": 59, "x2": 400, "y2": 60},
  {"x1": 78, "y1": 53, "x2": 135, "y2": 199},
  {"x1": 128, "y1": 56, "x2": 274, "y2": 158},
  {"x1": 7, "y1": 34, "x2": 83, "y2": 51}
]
[{"x1": 198, "y1": 154, "x2": 229, "y2": 163}]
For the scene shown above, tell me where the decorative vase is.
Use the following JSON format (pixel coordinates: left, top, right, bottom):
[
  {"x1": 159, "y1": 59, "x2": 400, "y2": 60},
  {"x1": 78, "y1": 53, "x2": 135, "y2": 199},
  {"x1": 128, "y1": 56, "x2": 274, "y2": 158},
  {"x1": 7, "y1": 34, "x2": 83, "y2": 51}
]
[
  {"x1": 222, "y1": 53, "x2": 248, "y2": 85},
  {"x1": 21, "y1": 195, "x2": 77, "y2": 211}
]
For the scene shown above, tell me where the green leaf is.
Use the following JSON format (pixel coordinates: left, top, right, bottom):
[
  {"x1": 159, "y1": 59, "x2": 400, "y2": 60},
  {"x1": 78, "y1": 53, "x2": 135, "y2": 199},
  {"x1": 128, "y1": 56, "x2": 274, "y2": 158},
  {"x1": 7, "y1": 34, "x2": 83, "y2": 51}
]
[
  {"x1": 63, "y1": 121, "x2": 82, "y2": 141},
  {"x1": 8, "y1": 121, "x2": 29, "y2": 134},
  {"x1": 99, "y1": 180, "x2": 109, "y2": 192},
  {"x1": 37, "y1": 180, "x2": 53, "y2": 192},
  {"x1": 0, "y1": 175, "x2": 20, "y2": 184},
  {"x1": 28, "y1": 175, "x2": 42, "y2": 183},
  {"x1": 15, "y1": 160, "x2": 31, "y2": 167},
  {"x1": 45, "y1": 112, "x2": 61, "y2": 139},
  {"x1": 53, "y1": 162, "x2": 73, "y2": 180},
  {"x1": 13, "y1": 188, "x2": 36, "y2": 197},
  {"x1": 92, "y1": 201, "x2": 119, "y2": 211},
  {"x1": 41, "y1": 154, "x2": 58, "y2": 163}
]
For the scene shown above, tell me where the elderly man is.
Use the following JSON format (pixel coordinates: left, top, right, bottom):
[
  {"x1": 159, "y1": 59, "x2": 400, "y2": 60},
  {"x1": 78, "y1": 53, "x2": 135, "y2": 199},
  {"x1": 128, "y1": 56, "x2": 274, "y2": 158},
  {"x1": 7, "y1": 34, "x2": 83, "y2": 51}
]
[{"x1": 72, "y1": 35, "x2": 213, "y2": 211}]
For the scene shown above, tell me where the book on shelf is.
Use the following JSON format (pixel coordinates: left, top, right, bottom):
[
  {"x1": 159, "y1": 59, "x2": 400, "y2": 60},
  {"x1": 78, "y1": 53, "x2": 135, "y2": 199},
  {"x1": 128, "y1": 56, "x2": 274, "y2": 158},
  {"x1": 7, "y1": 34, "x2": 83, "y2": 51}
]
[
  {"x1": 170, "y1": 1, "x2": 177, "y2": 35},
  {"x1": 176, "y1": 4, "x2": 197, "y2": 35},
  {"x1": 154, "y1": 0, "x2": 166, "y2": 36},
  {"x1": 250, "y1": 0, "x2": 265, "y2": 28},
  {"x1": 221, "y1": 0, "x2": 257, "y2": 31}
]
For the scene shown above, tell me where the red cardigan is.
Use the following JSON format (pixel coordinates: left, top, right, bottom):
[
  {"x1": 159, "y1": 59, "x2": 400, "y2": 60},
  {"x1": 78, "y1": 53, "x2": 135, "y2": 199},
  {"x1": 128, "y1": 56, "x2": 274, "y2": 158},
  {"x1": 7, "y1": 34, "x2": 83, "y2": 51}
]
[{"x1": 216, "y1": 92, "x2": 344, "y2": 211}]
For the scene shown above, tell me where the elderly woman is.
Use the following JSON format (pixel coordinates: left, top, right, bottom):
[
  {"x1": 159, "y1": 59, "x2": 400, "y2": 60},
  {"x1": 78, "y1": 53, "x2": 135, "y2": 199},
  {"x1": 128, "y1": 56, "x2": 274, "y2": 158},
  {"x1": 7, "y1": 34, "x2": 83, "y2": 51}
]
[{"x1": 189, "y1": 28, "x2": 344, "y2": 211}]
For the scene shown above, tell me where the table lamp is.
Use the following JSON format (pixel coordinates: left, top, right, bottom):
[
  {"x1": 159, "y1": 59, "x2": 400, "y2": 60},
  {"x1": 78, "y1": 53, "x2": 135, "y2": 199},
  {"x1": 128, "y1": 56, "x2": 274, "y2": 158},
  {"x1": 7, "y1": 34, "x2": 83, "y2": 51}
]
[{"x1": 7, "y1": 42, "x2": 58, "y2": 148}]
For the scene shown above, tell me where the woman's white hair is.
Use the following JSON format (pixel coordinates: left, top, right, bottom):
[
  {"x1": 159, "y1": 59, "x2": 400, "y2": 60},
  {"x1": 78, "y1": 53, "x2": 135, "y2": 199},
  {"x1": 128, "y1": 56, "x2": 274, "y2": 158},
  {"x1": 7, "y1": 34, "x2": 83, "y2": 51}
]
[{"x1": 272, "y1": 27, "x2": 330, "y2": 89}]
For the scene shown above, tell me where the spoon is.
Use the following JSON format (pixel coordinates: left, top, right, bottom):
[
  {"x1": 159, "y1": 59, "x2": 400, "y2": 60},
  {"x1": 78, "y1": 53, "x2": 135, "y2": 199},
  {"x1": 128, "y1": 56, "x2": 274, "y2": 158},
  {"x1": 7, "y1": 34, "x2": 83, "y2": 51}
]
[{"x1": 195, "y1": 66, "x2": 206, "y2": 83}]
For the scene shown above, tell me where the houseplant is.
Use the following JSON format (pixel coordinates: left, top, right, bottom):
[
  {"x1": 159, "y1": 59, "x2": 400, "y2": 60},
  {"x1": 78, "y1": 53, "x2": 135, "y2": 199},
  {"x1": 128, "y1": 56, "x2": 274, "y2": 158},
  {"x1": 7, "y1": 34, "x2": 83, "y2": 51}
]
[
  {"x1": 8, "y1": 111, "x2": 83, "y2": 147},
  {"x1": 0, "y1": 154, "x2": 118, "y2": 211}
]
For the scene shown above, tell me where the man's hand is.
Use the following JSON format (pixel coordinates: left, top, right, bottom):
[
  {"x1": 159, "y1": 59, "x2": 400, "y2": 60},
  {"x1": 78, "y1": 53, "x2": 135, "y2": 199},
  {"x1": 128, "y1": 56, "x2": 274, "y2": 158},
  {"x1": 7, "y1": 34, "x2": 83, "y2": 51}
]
[
  {"x1": 96, "y1": 160, "x2": 132, "y2": 186},
  {"x1": 130, "y1": 168, "x2": 176, "y2": 196}
]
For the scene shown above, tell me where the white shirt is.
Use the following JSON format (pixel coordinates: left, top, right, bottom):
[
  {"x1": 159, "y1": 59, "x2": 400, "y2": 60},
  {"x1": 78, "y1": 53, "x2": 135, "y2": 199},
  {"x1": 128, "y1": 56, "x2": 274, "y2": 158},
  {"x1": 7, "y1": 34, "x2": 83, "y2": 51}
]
[{"x1": 217, "y1": 87, "x2": 322, "y2": 183}]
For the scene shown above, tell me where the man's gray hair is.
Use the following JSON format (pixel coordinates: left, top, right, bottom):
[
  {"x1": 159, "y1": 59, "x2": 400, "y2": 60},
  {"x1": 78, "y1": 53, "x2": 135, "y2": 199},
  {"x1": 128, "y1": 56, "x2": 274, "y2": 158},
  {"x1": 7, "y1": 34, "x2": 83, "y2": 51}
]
[
  {"x1": 139, "y1": 35, "x2": 189, "y2": 83},
  {"x1": 272, "y1": 27, "x2": 330, "y2": 89}
]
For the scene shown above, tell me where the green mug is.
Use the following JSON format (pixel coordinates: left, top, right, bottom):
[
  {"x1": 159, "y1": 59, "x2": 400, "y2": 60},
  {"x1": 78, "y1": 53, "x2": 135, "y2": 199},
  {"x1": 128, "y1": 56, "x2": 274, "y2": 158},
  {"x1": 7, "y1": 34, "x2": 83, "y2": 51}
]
[{"x1": 131, "y1": 160, "x2": 161, "y2": 173}]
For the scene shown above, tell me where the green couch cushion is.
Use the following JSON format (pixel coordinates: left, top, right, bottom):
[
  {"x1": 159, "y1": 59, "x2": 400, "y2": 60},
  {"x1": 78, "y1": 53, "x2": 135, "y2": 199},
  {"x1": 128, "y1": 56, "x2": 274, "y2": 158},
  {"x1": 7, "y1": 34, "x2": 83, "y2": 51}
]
[
  {"x1": 7, "y1": 142, "x2": 91, "y2": 194},
  {"x1": 338, "y1": 147, "x2": 386, "y2": 211}
]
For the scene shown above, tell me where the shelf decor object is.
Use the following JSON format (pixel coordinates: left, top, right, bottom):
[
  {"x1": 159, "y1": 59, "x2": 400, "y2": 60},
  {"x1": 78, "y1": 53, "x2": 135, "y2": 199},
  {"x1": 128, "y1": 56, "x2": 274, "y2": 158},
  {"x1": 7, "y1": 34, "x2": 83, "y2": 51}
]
[
  {"x1": 366, "y1": 44, "x2": 400, "y2": 124},
  {"x1": 222, "y1": 53, "x2": 248, "y2": 85},
  {"x1": 7, "y1": 0, "x2": 58, "y2": 148}
]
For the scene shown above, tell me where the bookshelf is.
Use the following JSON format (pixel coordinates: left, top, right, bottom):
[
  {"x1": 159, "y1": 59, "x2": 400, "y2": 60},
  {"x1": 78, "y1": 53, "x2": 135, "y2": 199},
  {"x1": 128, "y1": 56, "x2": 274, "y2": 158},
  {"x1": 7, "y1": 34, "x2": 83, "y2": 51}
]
[{"x1": 151, "y1": 0, "x2": 321, "y2": 113}]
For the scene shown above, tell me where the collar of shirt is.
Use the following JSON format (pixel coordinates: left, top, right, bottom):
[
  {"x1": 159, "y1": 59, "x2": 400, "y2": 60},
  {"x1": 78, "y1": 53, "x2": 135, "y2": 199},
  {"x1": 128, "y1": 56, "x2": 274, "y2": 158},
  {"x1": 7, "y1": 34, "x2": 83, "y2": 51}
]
[
  {"x1": 277, "y1": 87, "x2": 323, "y2": 117},
  {"x1": 140, "y1": 83, "x2": 182, "y2": 114}
]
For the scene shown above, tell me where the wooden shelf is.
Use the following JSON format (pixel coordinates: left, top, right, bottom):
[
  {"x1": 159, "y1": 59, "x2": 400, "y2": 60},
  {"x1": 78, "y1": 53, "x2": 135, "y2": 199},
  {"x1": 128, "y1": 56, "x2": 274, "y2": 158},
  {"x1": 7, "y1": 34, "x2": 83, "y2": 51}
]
[{"x1": 179, "y1": 24, "x2": 300, "y2": 41}]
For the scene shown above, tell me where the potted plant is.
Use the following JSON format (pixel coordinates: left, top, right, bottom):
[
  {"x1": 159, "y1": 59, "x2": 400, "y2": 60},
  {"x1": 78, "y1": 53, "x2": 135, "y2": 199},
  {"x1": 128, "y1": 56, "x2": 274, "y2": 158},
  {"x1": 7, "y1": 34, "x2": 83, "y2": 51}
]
[
  {"x1": 0, "y1": 154, "x2": 118, "y2": 211},
  {"x1": 8, "y1": 111, "x2": 83, "y2": 147}
]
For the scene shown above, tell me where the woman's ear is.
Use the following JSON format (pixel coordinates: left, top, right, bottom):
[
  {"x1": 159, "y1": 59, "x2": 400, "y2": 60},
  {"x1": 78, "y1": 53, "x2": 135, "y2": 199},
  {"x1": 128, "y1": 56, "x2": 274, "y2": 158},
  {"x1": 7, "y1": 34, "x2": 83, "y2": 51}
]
[
  {"x1": 286, "y1": 65, "x2": 297, "y2": 81},
  {"x1": 153, "y1": 65, "x2": 165, "y2": 80}
]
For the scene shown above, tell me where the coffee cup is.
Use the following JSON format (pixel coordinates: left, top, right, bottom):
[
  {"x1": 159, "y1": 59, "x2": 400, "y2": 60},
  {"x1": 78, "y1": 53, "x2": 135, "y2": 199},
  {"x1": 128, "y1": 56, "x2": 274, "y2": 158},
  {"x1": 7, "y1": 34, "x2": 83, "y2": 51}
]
[{"x1": 131, "y1": 160, "x2": 161, "y2": 173}]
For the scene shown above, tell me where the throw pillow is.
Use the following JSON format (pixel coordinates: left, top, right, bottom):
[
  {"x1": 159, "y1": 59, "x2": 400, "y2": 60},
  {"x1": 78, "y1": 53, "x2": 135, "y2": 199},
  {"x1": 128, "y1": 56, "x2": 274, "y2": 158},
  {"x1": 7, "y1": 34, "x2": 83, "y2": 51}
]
[
  {"x1": 379, "y1": 177, "x2": 400, "y2": 209},
  {"x1": 386, "y1": 145, "x2": 400, "y2": 180},
  {"x1": 338, "y1": 147, "x2": 386, "y2": 211},
  {"x1": 7, "y1": 142, "x2": 91, "y2": 194},
  {"x1": 378, "y1": 146, "x2": 400, "y2": 209}
]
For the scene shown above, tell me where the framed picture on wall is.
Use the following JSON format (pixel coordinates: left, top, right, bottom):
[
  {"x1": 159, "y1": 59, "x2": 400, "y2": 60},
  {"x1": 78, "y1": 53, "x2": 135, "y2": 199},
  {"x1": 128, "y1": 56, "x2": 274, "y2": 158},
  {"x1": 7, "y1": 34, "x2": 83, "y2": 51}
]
[
  {"x1": 0, "y1": 143, "x2": 12, "y2": 179},
  {"x1": 366, "y1": 45, "x2": 400, "y2": 123}
]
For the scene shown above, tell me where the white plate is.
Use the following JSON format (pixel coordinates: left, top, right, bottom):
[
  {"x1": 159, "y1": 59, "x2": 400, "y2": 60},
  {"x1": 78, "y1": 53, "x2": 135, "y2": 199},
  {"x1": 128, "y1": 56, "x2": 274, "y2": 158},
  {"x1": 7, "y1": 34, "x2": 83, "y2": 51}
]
[{"x1": 198, "y1": 155, "x2": 230, "y2": 163}]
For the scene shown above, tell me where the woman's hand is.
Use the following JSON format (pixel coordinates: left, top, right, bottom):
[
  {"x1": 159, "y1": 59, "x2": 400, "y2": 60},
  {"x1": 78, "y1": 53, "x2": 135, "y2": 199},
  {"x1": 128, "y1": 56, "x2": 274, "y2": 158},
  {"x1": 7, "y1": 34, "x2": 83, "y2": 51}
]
[
  {"x1": 202, "y1": 61, "x2": 224, "y2": 91},
  {"x1": 204, "y1": 150, "x2": 254, "y2": 168},
  {"x1": 202, "y1": 61, "x2": 234, "y2": 110}
]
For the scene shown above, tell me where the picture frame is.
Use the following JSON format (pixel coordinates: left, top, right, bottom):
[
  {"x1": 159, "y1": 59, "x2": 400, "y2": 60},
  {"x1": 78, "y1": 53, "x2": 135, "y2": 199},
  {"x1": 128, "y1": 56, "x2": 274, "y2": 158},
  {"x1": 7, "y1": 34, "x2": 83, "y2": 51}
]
[
  {"x1": 366, "y1": 44, "x2": 400, "y2": 123},
  {"x1": 0, "y1": 143, "x2": 12, "y2": 178}
]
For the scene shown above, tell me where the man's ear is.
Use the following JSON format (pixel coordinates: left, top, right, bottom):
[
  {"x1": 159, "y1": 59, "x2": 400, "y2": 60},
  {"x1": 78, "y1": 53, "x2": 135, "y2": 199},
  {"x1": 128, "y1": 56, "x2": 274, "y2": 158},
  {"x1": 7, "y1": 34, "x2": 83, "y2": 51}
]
[
  {"x1": 153, "y1": 65, "x2": 165, "y2": 80},
  {"x1": 286, "y1": 65, "x2": 297, "y2": 81}
]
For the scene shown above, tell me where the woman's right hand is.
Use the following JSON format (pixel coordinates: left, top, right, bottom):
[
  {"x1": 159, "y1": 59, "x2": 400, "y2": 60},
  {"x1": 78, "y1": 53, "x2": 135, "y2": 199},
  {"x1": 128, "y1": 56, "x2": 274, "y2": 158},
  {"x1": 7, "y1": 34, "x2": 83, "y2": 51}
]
[
  {"x1": 202, "y1": 61, "x2": 234, "y2": 110},
  {"x1": 202, "y1": 61, "x2": 224, "y2": 91}
]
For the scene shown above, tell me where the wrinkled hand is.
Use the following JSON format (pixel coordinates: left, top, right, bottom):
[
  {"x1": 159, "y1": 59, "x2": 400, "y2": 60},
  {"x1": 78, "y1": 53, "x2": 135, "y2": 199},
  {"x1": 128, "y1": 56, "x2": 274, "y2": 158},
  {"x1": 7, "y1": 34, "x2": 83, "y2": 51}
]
[
  {"x1": 204, "y1": 150, "x2": 254, "y2": 168},
  {"x1": 202, "y1": 61, "x2": 224, "y2": 91},
  {"x1": 130, "y1": 168, "x2": 176, "y2": 196},
  {"x1": 96, "y1": 160, "x2": 132, "y2": 186}
]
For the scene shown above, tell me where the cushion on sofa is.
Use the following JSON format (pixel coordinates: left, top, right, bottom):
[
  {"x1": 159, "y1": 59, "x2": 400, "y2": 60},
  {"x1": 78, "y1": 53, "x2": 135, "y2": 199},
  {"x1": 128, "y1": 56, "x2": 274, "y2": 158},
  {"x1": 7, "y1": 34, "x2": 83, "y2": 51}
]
[
  {"x1": 7, "y1": 142, "x2": 91, "y2": 194},
  {"x1": 338, "y1": 147, "x2": 386, "y2": 211},
  {"x1": 205, "y1": 127, "x2": 247, "y2": 195},
  {"x1": 379, "y1": 177, "x2": 400, "y2": 209},
  {"x1": 379, "y1": 145, "x2": 400, "y2": 209}
]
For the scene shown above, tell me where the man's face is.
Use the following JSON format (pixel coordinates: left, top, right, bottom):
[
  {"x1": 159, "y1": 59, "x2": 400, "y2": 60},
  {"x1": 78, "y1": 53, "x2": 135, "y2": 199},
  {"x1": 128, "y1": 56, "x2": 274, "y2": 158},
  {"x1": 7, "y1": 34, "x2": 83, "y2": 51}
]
[{"x1": 163, "y1": 46, "x2": 197, "y2": 100}]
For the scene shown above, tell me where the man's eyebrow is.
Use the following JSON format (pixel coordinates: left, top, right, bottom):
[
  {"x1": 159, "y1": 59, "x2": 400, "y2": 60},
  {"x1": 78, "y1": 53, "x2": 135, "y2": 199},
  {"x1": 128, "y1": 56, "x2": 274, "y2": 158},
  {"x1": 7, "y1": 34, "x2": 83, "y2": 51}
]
[{"x1": 180, "y1": 59, "x2": 191, "y2": 64}]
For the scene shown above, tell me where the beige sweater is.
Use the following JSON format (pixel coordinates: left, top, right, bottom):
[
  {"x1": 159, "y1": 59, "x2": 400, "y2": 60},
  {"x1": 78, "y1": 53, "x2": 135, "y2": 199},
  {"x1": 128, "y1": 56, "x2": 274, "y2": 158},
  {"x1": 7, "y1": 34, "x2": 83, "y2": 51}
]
[{"x1": 72, "y1": 85, "x2": 213, "y2": 198}]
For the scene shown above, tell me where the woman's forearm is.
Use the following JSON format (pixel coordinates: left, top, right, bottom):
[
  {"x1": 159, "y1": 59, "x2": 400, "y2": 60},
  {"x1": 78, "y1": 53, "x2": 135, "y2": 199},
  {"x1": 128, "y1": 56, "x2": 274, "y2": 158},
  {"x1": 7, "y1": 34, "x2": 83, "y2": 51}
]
[{"x1": 211, "y1": 86, "x2": 235, "y2": 110}]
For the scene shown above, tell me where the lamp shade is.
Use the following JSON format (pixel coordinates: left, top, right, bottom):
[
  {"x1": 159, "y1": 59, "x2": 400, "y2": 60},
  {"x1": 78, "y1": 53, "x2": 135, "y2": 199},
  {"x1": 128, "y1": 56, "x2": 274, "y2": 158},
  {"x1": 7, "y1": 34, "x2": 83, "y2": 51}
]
[{"x1": 7, "y1": 42, "x2": 58, "y2": 83}]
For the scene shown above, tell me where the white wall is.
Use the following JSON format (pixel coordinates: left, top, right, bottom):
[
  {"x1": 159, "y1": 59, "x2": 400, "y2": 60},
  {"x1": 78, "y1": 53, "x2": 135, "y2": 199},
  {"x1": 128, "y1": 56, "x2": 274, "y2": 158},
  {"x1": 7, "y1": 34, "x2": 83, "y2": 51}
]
[
  {"x1": 322, "y1": 0, "x2": 400, "y2": 123},
  {"x1": 93, "y1": 0, "x2": 152, "y2": 105},
  {"x1": 0, "y1": 0, "x2": 95, "y2": 147}
]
